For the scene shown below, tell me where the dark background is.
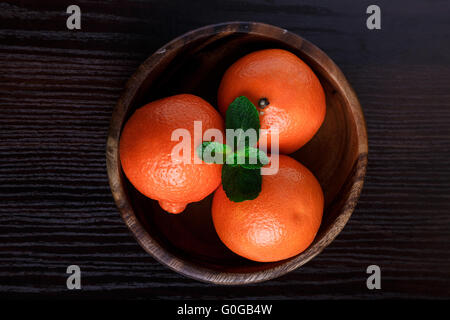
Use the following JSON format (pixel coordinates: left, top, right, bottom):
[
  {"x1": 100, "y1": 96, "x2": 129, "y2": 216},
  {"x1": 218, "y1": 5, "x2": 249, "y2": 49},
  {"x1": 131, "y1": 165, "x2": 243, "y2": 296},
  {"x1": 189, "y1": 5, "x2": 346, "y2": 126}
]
[{"x1": 0, "y1": 0, "x2": 449, "y2": 299}]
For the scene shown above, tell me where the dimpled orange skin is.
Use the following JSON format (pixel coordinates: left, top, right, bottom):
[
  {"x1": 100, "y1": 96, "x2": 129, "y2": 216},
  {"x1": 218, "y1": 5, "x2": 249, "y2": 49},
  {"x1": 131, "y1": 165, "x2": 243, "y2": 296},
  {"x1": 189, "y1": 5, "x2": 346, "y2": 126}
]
[
  {"x1": 119, "y1": 94, "x2": 224, "y2": 214},
  {"x1": 212, "y1": 155, "x2": 324, "y2": 262},
  {"x1": 218, "y1": 49, "x2": 326, "y2": 154}
]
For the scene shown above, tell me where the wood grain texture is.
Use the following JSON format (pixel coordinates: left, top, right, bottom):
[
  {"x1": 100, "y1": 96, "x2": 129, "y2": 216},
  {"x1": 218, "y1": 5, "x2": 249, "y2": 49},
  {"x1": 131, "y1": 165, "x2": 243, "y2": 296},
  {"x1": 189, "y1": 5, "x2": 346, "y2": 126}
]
[{"x1": 1, "y1": 0, "x2": 449, "y2": 298}]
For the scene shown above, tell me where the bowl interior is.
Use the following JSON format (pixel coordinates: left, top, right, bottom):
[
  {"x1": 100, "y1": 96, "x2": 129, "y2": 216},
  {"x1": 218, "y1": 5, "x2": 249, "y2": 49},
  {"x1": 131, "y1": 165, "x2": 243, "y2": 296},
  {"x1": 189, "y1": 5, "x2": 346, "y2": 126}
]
[{"x1": 115, "y1": 27, "x2": 363, "y2": 277}]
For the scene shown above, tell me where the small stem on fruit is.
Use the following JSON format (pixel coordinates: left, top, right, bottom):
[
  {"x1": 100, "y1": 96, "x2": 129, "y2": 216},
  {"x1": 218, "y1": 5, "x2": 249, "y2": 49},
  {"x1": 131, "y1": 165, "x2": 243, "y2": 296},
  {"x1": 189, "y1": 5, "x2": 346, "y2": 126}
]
[{"x1": 258, "y1": 97, "x2": 270, "y2": 109}]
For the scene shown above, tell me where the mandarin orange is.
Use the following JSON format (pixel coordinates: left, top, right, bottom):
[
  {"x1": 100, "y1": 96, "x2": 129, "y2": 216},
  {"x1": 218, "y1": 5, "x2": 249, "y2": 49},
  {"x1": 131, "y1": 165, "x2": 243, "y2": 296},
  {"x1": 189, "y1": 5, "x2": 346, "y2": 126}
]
[
  {"x1": 218, "y1": 49, "x2": 326, "y2": 154},
  {"x1": 212, "y1": 155, "x2": 324, "y2": 262},
  {"x1": 119, "y1": 94, "x2": 224, "y2": 214}
]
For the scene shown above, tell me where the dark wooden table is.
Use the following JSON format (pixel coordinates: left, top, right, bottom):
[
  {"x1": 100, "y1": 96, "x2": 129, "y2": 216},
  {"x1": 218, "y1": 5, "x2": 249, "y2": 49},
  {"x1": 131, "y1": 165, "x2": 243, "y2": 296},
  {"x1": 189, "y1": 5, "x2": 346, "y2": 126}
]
[{"x1": 1, "y1": 0, "x2": 449, "y2": 299}]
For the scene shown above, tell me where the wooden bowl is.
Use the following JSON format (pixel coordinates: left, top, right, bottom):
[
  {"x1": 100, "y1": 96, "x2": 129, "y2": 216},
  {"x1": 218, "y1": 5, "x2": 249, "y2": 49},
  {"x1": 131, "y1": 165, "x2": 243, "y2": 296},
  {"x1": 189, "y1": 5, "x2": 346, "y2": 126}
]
[{"x1": 106, "y1": 22, "x2": 368, "y2": 284}]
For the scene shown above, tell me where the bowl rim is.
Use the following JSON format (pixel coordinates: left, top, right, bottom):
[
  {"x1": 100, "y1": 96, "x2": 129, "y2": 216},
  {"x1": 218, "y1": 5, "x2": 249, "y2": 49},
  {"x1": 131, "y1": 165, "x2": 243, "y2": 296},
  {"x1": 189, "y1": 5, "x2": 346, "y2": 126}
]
[{"x1": 106, "y1": 21, "x2": 368, "y2": 285}]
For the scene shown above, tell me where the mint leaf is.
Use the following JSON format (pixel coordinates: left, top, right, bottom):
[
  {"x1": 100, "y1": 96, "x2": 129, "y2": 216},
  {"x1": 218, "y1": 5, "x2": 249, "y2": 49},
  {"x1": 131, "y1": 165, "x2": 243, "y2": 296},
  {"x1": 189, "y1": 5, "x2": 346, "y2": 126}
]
[
  {"x1": 196, "y1": 141, "x2": 231, "y2": 164},
  {"x1": 217, "y1": 95, "x2": 266, "y2": 202},
  {"x1": 225, "y1": 152, "x2": 239, "y2": 167},
  {"x1": 239, "y1": 147, "x2": 270, "y2": 169},
  {"x1": 225, "y1": 96, "x2": 260, "y2": 151},
  {"x1": 224, "y1": 146, "x2": 269, "y2": 169},
  {"x1": 222, "y1": 165, "x2": 262, "y2": 202}
]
